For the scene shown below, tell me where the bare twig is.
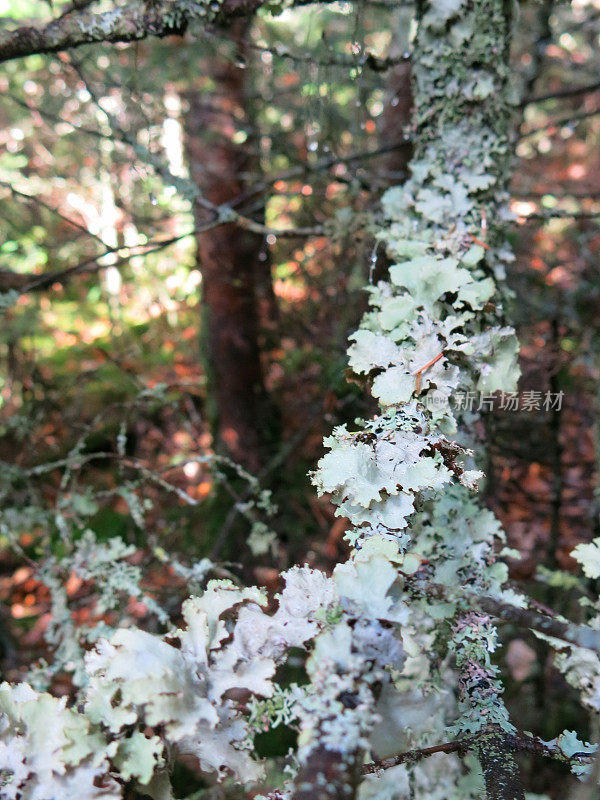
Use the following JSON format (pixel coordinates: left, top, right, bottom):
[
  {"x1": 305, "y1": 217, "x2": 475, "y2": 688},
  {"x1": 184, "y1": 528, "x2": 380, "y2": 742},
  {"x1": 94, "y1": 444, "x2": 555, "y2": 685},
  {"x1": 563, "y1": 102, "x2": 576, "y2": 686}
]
[
  {"x1": 7, "y1": 209, "x2": 321, "y2": 297},
  {"x1": 363, "y1": 730, "x2": 592, "y2": 774},
  {"x1": 523, "y1": 80, "x2": 600, "y2": 107},
  {"x1": 520, "y1": 209, "x2": 600, "y2": 221},
  {"x1": 518, "y1": 108, "x2": 600, "y2": 140},
  {"x1": 0, "y1": 179, "x2": 107, "y2": 246},
  {"x1": 362, "y1": 739, "x2": 470, "y2": 773}
]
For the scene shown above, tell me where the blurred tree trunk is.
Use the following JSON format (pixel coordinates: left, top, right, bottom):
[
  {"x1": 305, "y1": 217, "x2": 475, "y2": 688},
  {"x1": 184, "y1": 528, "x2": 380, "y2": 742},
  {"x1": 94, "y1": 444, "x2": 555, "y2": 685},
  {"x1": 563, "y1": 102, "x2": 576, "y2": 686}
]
[
  {"x1": 380, "y1": 59, "x2": 413, "y2": 183},
  {"x1": 371, "y1": 58, "x2": 413, "y2": 284},
  {"x1": 183, "y1": 23, "x2": 278, "y2": 474}
]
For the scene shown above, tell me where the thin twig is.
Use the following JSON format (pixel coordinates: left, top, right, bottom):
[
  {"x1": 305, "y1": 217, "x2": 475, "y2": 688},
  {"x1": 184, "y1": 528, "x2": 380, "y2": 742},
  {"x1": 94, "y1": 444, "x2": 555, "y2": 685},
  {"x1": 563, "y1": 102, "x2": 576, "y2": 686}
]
[
  {"x1": 363, "y1": 730, "x2": 594, "y2": 775},
  {"x1": 362, "y1": 739, "x2": 470, "y2": 773},
  {"x1": 0, "y1": 179, "x2": 107, "y2": 246},
  {"x1": 523, "y1": 80, "x2": 600, "y2": 107},
  {"x1": 518, "y1": 108, "x2": 600, "y2": 140}
]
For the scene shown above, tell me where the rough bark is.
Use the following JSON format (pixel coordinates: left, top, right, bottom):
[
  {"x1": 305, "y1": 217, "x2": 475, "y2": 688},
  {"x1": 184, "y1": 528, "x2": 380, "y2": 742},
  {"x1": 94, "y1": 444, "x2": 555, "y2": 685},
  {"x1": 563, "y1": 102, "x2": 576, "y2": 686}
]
[
  {"x1": 477, "y1": 734, "x2": 526, "y2": 800},
  {"x1": 183, "y1": 26, "x2": 276, "y2": 473},
  {"x1": 371, "y1": 58, "x2": 412, "y2": 284},
  {"x1": 380, "y1": 59, "x2": 413, "y2": 183}
]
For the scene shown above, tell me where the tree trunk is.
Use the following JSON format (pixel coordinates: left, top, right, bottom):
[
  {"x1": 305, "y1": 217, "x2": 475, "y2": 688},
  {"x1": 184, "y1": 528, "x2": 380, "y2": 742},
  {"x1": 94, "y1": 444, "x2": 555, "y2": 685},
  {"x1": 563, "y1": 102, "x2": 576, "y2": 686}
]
[
  {"x1": 293, "y1": 0, "x2": 525, "y2": 796},
  {"x1": 380, "y1": 59, "x2": 413, "y2": 183},
  {"x1": 371, "y1": 58, "x2": 413, "y2": 284},
  {"x1": 478, "y1": 735, "x2": 526, "y2": 800},
  {"x1": 183, "y1": 24, "x2": 277, "y2": 474}
]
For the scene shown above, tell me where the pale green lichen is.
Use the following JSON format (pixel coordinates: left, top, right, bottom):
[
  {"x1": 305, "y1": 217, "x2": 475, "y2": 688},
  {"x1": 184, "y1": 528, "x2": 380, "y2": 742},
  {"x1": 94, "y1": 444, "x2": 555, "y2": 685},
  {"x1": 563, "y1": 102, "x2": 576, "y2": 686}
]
[{"x1": 305, "y1": 1, "x2": 524, "y2": 794}]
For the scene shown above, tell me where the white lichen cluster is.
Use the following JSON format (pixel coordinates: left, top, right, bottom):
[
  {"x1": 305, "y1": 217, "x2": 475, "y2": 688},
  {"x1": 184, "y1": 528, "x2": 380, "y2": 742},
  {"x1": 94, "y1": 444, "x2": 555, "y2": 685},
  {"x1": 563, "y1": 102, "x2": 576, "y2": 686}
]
[
  {"x1": 0, "y1": 548, "x2": 415, "y2": 797},
  {"x1": 543, "y1": 535, "x2": 600, "y2": 724},
  {"x1": 29, "y1": 531, "x2": 169, "y2": 690},
  {"x1": 83, "y1": 570, "x2": 335, "y2": 786},
  {"x1": 0, "y1": 682, "x2": 121, "y2": 800}
]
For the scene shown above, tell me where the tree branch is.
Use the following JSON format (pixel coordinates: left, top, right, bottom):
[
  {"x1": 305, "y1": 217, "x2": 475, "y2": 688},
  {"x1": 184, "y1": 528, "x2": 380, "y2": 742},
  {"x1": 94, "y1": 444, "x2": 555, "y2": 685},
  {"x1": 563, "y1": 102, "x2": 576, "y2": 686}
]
[
  {"x1": 522, "y1": 79, "x2": 600, "y2": 107},
  {"x1": 1, "y1": 2, "x2": 185, "y2": 64},
  {"x1": 362, "y1": 729, "x2": 591, "y2": 775},
  {"x1": 409, "y1": 577, "x2": 600, "y2": 654},
  {"x1": 517, "y1": 107, "x2": 600, "y2": 140},
  {"x1": 0, "y1": 0, "x2": 285, "y2": 64},
  {"x1": 362, "y1": 739, "x2": 470, "y2": 773},
  {"x1": 478, "y1": 594, "x2": 600, "y2": 651},
  {"x1": 520, "y1": 209, "x2": 600, "y2": 221}
]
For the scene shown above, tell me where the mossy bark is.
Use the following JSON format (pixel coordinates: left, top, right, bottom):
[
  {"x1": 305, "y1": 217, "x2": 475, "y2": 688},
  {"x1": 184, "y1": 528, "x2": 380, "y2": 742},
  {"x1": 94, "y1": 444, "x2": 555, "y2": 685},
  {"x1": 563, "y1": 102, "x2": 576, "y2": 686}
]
[
  {"x1": 292, "y1": 2, "x2": 525, "y2": 797},
  {"x1": 412, "y1": 3, "x2": 524, "y2": 798},
  {"x1": 411, "y1": 0, "x2": 513, "y2": 236},
  {"x1": 478, "y1": 734, "x2": 525, "y2": 800}
]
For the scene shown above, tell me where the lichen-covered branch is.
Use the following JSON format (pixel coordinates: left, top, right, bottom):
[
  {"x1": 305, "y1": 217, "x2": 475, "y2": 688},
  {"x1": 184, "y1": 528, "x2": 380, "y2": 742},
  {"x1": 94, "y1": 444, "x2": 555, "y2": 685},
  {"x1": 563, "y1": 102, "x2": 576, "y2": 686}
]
[
  {"x1": 1, "y1": 2, "x2": 190, "y2": 64},
  {"x1": 363, "y1": 729, "x2": 597, "y2": 776},
  {"x1": 477, "y1": 733, "x2": 526, "y2": 800},
  {"x1": 415, "y1": 580, "x2": 600, "y2": 653},
  {"x1": 477, "y1": 594, "x2": 600, "y2": 653},
  {"x1": 0, "y1": 0, "x2": 318, "y2": 65},
  {"x1": 307, "y1": 0, "x2": 529, "y2": 796},
  {"x1": 450, "y1": 613, "x2": 525, "y2": 800}
]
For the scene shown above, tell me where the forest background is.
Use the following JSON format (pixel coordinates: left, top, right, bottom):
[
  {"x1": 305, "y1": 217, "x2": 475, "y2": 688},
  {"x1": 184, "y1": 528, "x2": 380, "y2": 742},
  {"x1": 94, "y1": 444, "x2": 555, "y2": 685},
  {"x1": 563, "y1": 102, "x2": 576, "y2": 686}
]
[{"x1": 1, "y1": 1, "x2": 600, "y2": 798}]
